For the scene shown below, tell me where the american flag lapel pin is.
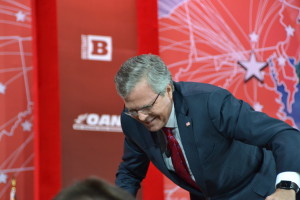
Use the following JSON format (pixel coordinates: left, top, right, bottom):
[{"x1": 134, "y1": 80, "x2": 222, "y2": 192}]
[{"x1": 186, "y1": 121, "x2": 191, "y2": 127}]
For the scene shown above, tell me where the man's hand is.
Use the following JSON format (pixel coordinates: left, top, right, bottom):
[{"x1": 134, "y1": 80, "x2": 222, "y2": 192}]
[{"x1": 265, "y1": 189, "x2": 296, "y2": 200}]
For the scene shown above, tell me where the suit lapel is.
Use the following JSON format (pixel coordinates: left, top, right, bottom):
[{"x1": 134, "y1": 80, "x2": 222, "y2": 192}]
[
  {"x1": 151, "y1": 130, "x2": 203, "y2": 194},
  {"x1": 148, "y1": 129, "x2": 199, "y2": 190},
  {"x1": 173, "y1": 87, "x2": 208, "y2": 193},
  {"x1": 146, "y1": 131, "x2": 174, "y2": 177}
]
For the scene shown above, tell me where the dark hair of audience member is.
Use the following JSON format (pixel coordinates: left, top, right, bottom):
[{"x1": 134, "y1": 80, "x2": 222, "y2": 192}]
[{"x1": 53, "y1": 177, "x2": 135, "y2": 200}]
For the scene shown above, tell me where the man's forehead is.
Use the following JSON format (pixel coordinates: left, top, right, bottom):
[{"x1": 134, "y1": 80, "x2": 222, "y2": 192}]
[
  {"x1": 124, "y1": 91, "x2": 157, "y2": 111},
  {"x1": 126, "y1": 80, "x2": 155, "y2": 99},
  {"x1": 124, "y1": 92, "x2": 156, "y2": 109},
  {"x1": 131, "y1": 78, "x2": 151, "y2": 92}
]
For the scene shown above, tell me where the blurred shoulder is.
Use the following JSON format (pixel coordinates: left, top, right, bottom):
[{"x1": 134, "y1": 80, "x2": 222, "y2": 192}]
[{"x1": 174, "y1": 81, "x2": 227, "y2": 96}]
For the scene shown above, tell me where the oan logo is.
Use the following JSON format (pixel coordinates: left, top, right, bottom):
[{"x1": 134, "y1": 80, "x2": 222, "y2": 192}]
[
  {"x1": 81, "y1": 35, "x2": 112, "y2": 61},
  {"x1": 73, "y1": 113, "x2": 122, "y2": 132}
]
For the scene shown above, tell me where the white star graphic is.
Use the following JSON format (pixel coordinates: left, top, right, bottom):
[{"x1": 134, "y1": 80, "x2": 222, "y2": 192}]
[
  {"x1": 0, "y1": 83, "x2": 6, "y2": 94},
  {"x1": 0, "y1": 173, "x2": 8, "y2": 184},
  {"x1": 277, "y1": 56, "x2": 286, "y2": 67},
  {"x1": 249, "y1": 32, "x2": 259, "y2": 42},
  {"x1": 15, "y1": 11, "x2": 26, "y2": 22},
  {"x1": 253, "y1": 102, "x2": 263, "y2": 112},
  {"x1": 22, "y1": 120, "x2": 32, "y2": 131},
  {"x1": 285, "y1": 25, "x2": 294, "y2": 37},
  {"x1": 238, "y1": 52, "x2": 268, "y2": 82}
]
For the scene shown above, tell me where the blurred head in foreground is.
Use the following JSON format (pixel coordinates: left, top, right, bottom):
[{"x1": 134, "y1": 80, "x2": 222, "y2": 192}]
[{"x1": 53, "y1": 177, "x2": 135, "y2": 200}]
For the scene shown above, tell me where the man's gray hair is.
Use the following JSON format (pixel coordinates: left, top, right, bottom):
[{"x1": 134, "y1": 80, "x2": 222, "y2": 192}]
[{"x1": 114, "y1": 54, "x2": 174, "y2": 98}]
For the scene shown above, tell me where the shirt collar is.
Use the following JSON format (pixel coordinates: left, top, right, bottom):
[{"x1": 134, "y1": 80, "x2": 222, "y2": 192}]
[{"x1": 164, "y1": 103, "x2": 177, "y2": 128}]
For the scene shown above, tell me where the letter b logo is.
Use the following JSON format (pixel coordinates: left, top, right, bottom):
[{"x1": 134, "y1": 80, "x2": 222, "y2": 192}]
[{"x1": 81, "y1": 35, "x2": 112, "y2": 61}]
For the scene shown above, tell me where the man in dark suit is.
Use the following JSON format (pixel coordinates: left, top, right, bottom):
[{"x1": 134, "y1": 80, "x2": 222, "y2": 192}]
[{"x1": 114, "y1": 54, "x2": 300, "y2": 200}]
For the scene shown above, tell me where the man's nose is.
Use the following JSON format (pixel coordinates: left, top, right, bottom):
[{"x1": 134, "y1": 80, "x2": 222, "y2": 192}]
[{"x1": 137, "y1": 111, "x2": 148, "y2": 121}]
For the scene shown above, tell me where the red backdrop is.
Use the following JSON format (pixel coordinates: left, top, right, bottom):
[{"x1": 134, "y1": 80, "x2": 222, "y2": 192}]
[
  {"x1": 0, "y1": 0, "x2": 34, "y2": 199},
  {"x1": 158, "y1": 0, "x2": 300, "y2": 199},
  {"x1": 57, "y1": 0, "x2": 138, "y2": 191}
]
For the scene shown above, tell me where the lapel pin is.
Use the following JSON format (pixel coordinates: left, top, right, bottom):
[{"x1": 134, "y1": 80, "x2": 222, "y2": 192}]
[{"x1": 186, "y1": 122, "x2": 191, "y2": 127}]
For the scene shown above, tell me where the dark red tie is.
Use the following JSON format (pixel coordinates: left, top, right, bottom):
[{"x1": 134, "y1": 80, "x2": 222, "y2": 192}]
[{"x1": 162, "y1": 127, "x2": 200, "y2": 190}]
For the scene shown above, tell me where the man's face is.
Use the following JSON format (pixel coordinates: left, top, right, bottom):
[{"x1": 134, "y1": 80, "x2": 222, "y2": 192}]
[{"x1": 124, "y1": 79, "x2": 173, "y2": 132}]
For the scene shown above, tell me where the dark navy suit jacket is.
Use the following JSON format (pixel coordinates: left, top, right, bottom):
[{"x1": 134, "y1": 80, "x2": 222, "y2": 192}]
[{"x1": 116, "y1": 82, "x2": 300, "y2": 200}]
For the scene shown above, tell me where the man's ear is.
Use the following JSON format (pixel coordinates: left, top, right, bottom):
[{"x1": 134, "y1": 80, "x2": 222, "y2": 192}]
[{"x1": 166, "y1": 84, "x2": 173, "y2": 99}]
